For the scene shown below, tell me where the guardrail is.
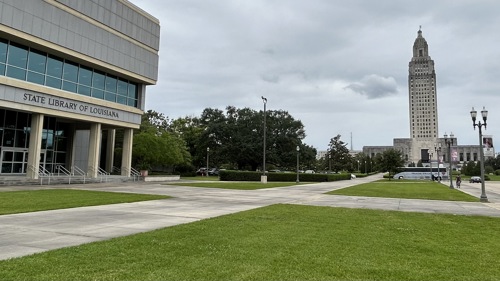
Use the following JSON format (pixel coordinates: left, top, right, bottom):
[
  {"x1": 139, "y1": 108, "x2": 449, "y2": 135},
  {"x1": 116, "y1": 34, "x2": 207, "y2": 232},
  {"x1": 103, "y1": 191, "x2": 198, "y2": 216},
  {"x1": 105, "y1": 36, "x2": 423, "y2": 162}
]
[
  {"x1": 71, "y1": 166, "x2": 86, "y2": 184},
  {"x1": 38, "y1": 165, "x2": 52, "y2": 185},
  {"x1": 56, "y1": 165, "x2": 72, "y2": 184},
  {"x1": 97, "y1": 167, "x2": 109, "y2": 182}
]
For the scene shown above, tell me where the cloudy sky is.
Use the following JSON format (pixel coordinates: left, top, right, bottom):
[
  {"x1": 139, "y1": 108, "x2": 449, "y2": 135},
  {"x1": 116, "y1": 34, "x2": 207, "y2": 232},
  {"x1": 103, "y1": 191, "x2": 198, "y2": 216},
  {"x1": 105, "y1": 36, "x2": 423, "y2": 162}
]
[{"x1": 131, "y1": 0, "x2": 500, "y2": 152}]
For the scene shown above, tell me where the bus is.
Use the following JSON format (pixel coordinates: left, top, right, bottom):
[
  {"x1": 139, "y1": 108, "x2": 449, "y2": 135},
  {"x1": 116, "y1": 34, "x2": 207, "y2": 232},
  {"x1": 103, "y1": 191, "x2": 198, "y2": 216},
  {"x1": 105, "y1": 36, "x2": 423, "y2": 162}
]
[{"x1": 393, "y1": 167, "x2": 448, "y2": 180}]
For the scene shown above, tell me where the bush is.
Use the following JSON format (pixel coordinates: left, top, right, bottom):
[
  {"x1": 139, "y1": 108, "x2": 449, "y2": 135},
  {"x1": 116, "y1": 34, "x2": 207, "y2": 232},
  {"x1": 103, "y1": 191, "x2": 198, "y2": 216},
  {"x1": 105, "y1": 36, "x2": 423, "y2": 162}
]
[{"x1": 219, "y1": 170, "x2": 351, "y2": 182}]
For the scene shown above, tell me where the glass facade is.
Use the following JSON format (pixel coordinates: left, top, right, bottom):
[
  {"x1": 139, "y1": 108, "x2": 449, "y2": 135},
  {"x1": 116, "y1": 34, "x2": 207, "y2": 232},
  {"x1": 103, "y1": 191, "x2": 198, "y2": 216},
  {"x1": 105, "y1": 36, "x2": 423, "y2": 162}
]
[
  {"x1": 0, "y1": 38, "x2": 138, "y2": 107},
  {"x1": 0, "y1": 109, "x2": 69, "y2": 174}
]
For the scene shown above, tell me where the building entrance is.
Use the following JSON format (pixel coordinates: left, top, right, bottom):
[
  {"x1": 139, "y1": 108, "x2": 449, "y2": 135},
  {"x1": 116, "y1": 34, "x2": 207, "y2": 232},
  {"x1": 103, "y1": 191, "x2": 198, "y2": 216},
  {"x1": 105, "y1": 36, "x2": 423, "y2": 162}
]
[{"x1": 0, "y1": 149, "x2": 47, "y2": 174}]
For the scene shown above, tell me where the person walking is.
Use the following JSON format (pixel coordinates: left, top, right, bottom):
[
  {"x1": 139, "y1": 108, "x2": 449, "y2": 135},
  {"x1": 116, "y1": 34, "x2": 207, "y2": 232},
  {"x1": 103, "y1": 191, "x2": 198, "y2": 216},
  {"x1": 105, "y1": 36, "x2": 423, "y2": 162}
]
[{"x1": 456, "y1": 175, "x2": 462, "y2": 188}]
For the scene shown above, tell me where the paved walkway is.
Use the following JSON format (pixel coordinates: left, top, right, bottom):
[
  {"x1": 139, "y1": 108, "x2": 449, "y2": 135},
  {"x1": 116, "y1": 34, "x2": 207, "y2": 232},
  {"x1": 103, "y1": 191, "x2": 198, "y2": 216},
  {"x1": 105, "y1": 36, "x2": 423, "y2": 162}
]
[{"x1": 1, "y1": 174, "x2": 500, "y2": 261}]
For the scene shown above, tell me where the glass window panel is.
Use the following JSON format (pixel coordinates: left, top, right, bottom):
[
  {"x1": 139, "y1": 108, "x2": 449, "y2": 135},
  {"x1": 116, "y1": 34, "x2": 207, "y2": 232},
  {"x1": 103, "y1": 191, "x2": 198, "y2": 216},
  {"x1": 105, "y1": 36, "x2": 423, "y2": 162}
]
[
  {"x1": 6, "y1": 66, "x2": 26, "y2": 80},
  {"x1": 127, "y1": 98, "x2": 137, "y2": 107},
  {"x1": 3, "y1": 129, "x2": 15, "y2": 146},
  {"x1": 27, "y1": 49, "x2": 47, "y2": 73},
  {"x1": 12, "y1": 163, "x2": 23, "y2": 173},
  {"x1": 4, "y1": 111, "x2": 16, "y2": 128},
  {"x1": 92, "y1": 70, "x2": 105, "y2": 89},
  {"x1": 62, "y1": 81, "x2": 77, "y2": 92},
  {"x1": 0, "y1": 63, "x2": 5, "y2": 75},
  {"x1": 128, "y1": 83, "x2": 136, "y2": 98},
  {"x1": 27, "y1": 71, "x2": 45, "y2": 85},
  {"x1": 105, "y1": 75, "x2": 117, "y2": 92},
  {"x1": 78, "y1": 85, "x2": 91, "y2": 96},
  {"x1": 45, "y1": 76, "x2": 62, "y2": 89},
  {"x1": 2, "y1": 163, "x2": 12, "y2": 173},
  {"x1": 14, "y1": 152, "x2": 24, "y2": 162},
  {"x1": 63, "y1": 61, "x2": 78, "y2": 82},
  {"x1": 45, "y1": 151, "x2": 53, "y2": 163},
  {"x1": 14, "y1": 130, "x2": 28, "y2": 147},
  {"x1": 0, "y1": 38, "x2": 7, "y2": 63},
  {"x1": 117, "y1": 95, "x2": 127, "y2": 105},
  {"x1": 78, "y1": 66, "x2": 92, "y2": 86},
  {"x1": 55, "y1": 137, "x2": 67, "y2": 151},
  {"x1": 46, "y1": 55, "x2": 63, "y2": 78},
  {"x1": 91, "y1": 89, "x2": 104, "y2": 99},
  {"x1": 16, "y1": 112, "x2": 29, "y2": 129},
  {"x1": 117, "y1": 79, "x2": 128, "y2": 95},
  {"x1": 105, "y1": 92, "x2": 116, "y2": 102},
  {"x1": 3, "y1": 151, "x2": 13, "y2": 161},
  {"x1": 56, "y1": 152, "x2": 66, "y2": 163},
  {"x1": 7, "y1": 43, "x2": 28, "y2": 68}
]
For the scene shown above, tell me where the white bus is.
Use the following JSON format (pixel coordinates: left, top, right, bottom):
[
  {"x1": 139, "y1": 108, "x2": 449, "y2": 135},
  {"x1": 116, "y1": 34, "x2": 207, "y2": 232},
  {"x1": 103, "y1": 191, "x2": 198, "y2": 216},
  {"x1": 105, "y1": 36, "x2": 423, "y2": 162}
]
[{"x1": 393, "y1": 167, "x2": 448, "y2": 180}]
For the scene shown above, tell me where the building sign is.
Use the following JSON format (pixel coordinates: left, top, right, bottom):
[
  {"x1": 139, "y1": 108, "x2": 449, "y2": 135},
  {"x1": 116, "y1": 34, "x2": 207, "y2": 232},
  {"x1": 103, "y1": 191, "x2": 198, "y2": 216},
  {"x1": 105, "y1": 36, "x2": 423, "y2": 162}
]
[
  {"x1": 483, "y1": 135, "x2": 494, "y2": 157},
  {"x1": 1, "y1": 85, "x2": 141, "y2": 125}
]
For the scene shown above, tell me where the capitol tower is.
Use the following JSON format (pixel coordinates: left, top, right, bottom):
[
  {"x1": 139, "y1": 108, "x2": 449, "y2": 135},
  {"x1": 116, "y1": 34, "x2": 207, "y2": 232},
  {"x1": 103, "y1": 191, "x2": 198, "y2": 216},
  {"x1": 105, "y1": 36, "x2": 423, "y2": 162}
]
[{"x1": 408, "y1": 28, "x2": 438, "y2": 163}]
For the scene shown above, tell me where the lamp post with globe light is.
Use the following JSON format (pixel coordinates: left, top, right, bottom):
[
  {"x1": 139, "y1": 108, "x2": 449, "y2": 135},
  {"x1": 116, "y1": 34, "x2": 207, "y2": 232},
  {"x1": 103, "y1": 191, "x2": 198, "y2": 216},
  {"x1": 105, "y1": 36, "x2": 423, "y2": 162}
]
[
  {"x1": 261, "y1": 96, "x2": 267, "y2": 183},
  {"x1": 444, "y1": 132, "x2": 454, "y2": 189},
  {"x1": 296, "y1": 146, "x2": 300, "y2": 183},
  {"x1": 470, "y1": 106, "x2": 489, "y2": 202}
]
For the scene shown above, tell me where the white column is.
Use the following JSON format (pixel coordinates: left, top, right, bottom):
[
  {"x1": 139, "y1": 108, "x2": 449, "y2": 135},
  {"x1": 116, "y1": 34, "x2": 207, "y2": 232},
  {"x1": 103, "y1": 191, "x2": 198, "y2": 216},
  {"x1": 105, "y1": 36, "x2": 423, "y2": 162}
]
[
  {"x1": 87, "y1": 123, "x2": 101, "y2": 178},
  {"x1": 105, "y1": 129, "x2": 115, "y2": 173},
  {"x1": 121, "y1": 128, "x2": 133, "y2": 177},
  {"x1": 26, "y1": 113, "x2": 44, "y2": 179}
]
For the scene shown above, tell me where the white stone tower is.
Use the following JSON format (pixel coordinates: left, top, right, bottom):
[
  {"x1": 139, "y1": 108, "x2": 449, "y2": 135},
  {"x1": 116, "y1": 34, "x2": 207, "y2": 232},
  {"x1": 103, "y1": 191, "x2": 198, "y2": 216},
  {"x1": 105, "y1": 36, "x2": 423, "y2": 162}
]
[{"x1": 408, "y1": 28, "x2": 439, "y2": 164}]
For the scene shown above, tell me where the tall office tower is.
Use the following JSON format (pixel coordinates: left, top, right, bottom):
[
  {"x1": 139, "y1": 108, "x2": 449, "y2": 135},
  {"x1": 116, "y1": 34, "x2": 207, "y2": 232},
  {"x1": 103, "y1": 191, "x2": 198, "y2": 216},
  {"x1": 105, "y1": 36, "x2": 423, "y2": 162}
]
[{"x1": 408, "y1": 28, "x2": 438, "y2": 164}]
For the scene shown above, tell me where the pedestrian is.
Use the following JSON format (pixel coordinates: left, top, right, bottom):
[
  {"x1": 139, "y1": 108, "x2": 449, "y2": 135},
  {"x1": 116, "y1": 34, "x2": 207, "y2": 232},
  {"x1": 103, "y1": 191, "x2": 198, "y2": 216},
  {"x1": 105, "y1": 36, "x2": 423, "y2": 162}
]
[{"x1": 456, "y1": 175, "x2": 461, "y2": 188}]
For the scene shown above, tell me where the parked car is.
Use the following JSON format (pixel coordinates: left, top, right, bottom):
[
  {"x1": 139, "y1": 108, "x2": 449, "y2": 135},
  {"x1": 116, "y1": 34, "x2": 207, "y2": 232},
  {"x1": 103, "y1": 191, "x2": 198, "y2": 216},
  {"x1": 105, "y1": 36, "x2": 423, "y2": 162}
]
[
  {"x1": 208, "y1": 168, "x2": 219, "y2": 176},
  {"x1": 469, "y1": 176, "x2": 482, "y2": 183}
]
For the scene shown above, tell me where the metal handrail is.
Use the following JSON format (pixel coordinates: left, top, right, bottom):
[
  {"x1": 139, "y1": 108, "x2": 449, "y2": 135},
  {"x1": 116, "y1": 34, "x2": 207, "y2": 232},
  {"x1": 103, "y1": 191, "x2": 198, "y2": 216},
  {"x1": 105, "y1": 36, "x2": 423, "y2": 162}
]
[
  {"x1": 56, "y1": 165, "x2": 72, "y2": 184},
  {"x1": 111, "y1": 166, "x2": 121, "y2": 174},
  {"x1": 38, "y1": 165, "x2": 51, "y2": 185},
  {"x1": 130, "y1": 167, "x2": 141, "y2": 181},
  {"x1": 97, "y1": 167, "x2": 109, "y2": 182},
  {"x1": 71, "y1": 166, "x2": 86, "y2": 184}
]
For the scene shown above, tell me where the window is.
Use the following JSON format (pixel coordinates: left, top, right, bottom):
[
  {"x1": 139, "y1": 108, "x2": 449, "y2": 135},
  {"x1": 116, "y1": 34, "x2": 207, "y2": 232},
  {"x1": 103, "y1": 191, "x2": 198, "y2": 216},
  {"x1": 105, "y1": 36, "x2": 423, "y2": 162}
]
[
  {"x1": 78, "y1": 66, "x2": 92, "y2": 86},
  {"x1": 0, "y1": 38, "x2": 139, "y2": 108}
]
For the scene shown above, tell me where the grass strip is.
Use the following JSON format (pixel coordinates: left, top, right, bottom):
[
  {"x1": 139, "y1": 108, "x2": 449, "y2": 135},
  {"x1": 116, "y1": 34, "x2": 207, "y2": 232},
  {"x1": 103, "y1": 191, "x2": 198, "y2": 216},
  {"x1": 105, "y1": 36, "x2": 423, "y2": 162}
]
[
  {"x1": 0, "y1": 189, "x2": 170, "y2": 215},
  {"x1": 0, "y1": 204, "x2": 499, "y2": 280},
  {"x1": 166, "y1": 181, "x2": 306, "y2": 190},
  {"x1": 328, "y1": 180, "x2": 478, "y2": 201}
]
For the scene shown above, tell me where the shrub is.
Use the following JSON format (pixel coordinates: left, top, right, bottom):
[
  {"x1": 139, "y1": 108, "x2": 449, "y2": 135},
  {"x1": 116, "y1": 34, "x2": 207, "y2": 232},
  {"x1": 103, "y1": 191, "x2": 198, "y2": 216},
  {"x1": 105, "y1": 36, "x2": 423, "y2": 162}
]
[{"x1": 219, "y1": 170, "x2": 351, "y2": 182}]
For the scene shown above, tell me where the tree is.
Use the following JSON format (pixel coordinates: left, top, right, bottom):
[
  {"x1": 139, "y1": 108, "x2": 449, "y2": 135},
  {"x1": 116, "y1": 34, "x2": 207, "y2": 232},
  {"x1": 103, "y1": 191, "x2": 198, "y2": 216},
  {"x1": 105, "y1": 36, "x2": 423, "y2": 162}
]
[
  {"x1": 326, "y1": 135, "x2": 351, "y2": 173},
  {"x1": 132, "y1": 110, "x2": 191, "y2": 171},
  {"x1": 378, "y1": 149, "x2": 405, "y2": 179}
]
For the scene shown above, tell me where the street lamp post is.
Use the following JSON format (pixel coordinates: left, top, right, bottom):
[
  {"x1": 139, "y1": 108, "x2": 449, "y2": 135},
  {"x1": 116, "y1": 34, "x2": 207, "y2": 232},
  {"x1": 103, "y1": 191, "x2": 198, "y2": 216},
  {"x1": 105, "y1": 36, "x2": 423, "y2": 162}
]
[
  {"x1": 435, "y1": 144, "x2": 441, "y2": 182},
  {"x1": 296, "y1": 145, "x2": 300, "y2": 183},
  {"x1": 470, "y1": 106, "x2": 489, "y2": 202},
  {"x1": 328, "y1": 150, "x2": 332, "y2": 174},
  {"x1": 444, "y1": 132, "x2": 454, "y2": 189},
  {"x1": 429, "y1": 151, "x2": 433, "y2": 181},
  {"x1": 206, "y1": 147, "x2": 209, "y2": 177},
  {"x1": 261, "y1": 96, "x2": 267, "y2": 183}
]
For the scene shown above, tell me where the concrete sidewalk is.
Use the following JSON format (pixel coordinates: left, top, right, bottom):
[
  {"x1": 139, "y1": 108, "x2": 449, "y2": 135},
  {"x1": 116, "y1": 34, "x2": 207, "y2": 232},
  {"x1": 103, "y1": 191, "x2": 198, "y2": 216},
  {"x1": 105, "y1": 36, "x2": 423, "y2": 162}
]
[{"x1": 1, "y1": 175, "x2": 500, "y2": 261}]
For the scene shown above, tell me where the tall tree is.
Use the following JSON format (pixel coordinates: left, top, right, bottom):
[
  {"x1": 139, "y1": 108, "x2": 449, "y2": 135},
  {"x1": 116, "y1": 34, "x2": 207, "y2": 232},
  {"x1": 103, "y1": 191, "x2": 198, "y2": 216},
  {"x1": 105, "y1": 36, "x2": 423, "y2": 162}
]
[
  {"x1": 327, "y1": 135, "x2": 351, "y2": 173},
  {"x1": 378, "y1": 149, "x2": 405, "y2": 179}
]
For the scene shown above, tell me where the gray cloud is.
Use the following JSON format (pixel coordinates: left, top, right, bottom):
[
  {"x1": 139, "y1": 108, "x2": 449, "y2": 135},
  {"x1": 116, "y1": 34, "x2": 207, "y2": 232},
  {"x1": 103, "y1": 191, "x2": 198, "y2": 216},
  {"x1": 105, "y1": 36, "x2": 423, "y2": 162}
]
[
  {"x1": 345, "y1": 75, "x2": 398, "y2": 99},
  {"x1": 134, "y1": 0, "x2": 500, "y2": 150}
]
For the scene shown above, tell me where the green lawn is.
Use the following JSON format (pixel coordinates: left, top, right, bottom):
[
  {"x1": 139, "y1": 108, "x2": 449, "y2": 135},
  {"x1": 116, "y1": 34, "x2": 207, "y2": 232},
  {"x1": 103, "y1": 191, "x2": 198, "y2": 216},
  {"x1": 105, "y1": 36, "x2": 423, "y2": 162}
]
[
  {"x1": 328, "y1": 180, "x2": 478, "y2": 201},
  {"x1": 0, "y1": 189, "x2": 170, "y2": 215},
  {"x1": 1, "y1": 204, "x2": 499, "y2": 281},
  {"x1": 166, "y1": 181, "x2": 305, "y2": 190}
]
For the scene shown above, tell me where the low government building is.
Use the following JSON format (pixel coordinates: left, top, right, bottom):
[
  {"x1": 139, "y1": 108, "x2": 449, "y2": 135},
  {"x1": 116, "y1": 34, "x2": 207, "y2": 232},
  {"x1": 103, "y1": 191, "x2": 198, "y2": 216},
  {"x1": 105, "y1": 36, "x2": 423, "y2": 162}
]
[{"x1": 0, "y1": 0, "x2": 159, "y2": 178}]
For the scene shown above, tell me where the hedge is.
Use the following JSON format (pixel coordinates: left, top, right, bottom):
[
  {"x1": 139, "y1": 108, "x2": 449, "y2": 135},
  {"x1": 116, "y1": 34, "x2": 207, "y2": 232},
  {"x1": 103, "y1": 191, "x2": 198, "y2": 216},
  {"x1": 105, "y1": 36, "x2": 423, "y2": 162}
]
[{"x1": 219, "y1": 170, "x2": 351, "y2": 182}]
